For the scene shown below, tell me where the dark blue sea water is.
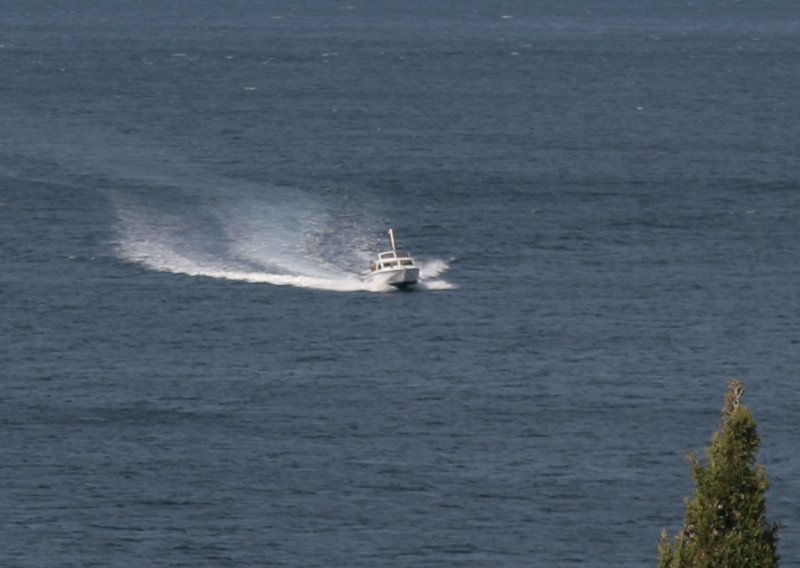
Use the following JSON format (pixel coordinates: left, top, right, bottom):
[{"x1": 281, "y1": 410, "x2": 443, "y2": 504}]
[{"x1": 3, "y1": 1, "x2": 800, "y2": 566}]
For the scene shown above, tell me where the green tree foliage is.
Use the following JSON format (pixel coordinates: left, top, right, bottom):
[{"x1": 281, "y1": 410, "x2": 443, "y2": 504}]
[{"x1": 658, "y1": 380, "x2": 779, "y2": 567}]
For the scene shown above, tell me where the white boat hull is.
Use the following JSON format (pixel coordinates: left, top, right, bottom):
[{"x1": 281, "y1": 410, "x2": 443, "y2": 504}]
[{"x1": 370, "y1": 267, "x2": 419, "y2": 289}]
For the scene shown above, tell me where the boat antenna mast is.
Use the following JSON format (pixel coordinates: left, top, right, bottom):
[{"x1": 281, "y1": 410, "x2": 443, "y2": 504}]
[{"x1": 388, "y1": 228, "x2": 397, "y2": 252}]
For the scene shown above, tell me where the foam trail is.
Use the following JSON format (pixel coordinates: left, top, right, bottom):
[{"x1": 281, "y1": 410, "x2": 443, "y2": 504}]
[
  {"x1": 115, "y1": 199, "x2": 370, "y2": 291},
  {"x1": 121, "y1": 238, "x2": 368, "y2": 291},
  {"x1": 420, "y1": 278, "x2": 457, "y2": 291}
]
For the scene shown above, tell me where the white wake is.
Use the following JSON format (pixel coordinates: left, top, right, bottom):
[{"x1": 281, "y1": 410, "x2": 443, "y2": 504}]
[{"x1": 112, "y1": 191, "x2": 454, "y2": 293}]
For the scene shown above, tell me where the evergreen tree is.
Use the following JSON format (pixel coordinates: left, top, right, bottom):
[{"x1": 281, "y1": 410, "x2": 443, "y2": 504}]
[{"x1": 658, "y1": 380, "x2": 779, "y2": 567}]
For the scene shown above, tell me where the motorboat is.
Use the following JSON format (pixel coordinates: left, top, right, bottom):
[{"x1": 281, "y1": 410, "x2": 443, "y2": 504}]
[{"x1": 369, "y1": 229, "x2": 419, "y2": 289}]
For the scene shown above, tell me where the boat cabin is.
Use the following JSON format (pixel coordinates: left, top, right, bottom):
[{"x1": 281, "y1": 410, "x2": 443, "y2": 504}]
[{"x1": 371, "y1": 250, "x2": 416, "y2": 272}]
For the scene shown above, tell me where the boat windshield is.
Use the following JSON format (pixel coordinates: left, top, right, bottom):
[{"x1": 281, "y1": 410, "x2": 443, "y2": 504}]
[{"x1": 379, "y1": 251, "x2": 412, "y2": 260}]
